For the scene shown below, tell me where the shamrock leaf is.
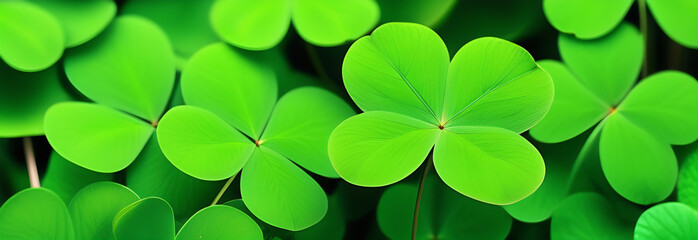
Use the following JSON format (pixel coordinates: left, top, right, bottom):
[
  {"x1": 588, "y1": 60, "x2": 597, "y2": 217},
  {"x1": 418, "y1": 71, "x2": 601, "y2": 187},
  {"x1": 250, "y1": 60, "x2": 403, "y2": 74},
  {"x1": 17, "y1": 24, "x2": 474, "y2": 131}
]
[
  {"x1": 122, "y1": 0, "x2": 217, "y2": 61},
  {"x1": 530, "y1": 23, "x2": 698, "y2": 204},
  {"x1": 210, "y1": 0, "x2": 379, "y2": 50},
  {"x1": 634, "y1": 202, "x2": 698, "y2": 240},
  {"x1": 329, "y1": 22, "x2": 552, "y2": 205},
  {"x1": 377, "y1": 176, "x2": 512, "y2": 240},
  {"x1": 69, "y1": 182, "x2": 140, "y2": 240},
  {"x1": 176, "y1": 205, "x2": 263, "y2": 240},
  {"x1": 32, "y1": 0, "x2": 116, "y2": 48},
  {"x1": 0, "y1": 0, "x2": 64, "y2": 72},
  {"x1": 113, "y1": 197, "x2": 175, "y2": 240},
  {"x1": 0, "y1": 62, "x2": 72, "y2": 138},
  {"x1": 44, "y1": 15, "x2": 176, "y2": 173},
  {"x1": 544, "y1": 0, "x2": 698, "y2": 48},
  {"x1": 157, "y1": 43, "x2": 354, "y2": 230},
  {"x1": 679, "y1": 150, "x2": 698, "y2": 210},
  {"x1": 0, "y1": 188, "x2": 74, "y2": 240},
  {"x1": 550, "y1": 192, "x2": 634, "y2": 240}
]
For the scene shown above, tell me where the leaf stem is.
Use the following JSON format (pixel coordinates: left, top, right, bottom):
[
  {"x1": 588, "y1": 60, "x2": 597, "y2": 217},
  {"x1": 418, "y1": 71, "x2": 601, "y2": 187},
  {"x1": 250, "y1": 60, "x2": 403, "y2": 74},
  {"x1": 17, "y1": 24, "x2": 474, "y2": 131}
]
[
  {"x1": 412, "y1": 154, "x2": 433, "y2": 240},
  {"x1": 23, "y1": 137, "x2": 40, "y2": 188},
  {"x1": 639, "y1": 0, "x2": 649, "y2": 78},
  {"x1": 211, "y1": 172, "x2": 237, "y2": 206}
]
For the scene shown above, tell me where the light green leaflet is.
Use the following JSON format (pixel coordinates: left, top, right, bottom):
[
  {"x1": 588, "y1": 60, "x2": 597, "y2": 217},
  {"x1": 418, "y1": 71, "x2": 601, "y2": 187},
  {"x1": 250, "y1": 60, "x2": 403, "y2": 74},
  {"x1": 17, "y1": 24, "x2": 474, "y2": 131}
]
[
  {"x1": 530, "y1": 23, "x2": 698, "y2": 204},
  {"x1": 0, "y1": 62, "x2": 72, "y2": 138},
  {"x1": 45, "y1": 15, "x2": 176, "y2": 173},
  {"x1": 210, "y1": 0, "x2": 379, "y2": 50},
  {"x1": 377, "y1": 176, "x2": 512, "y2": 240},
  {"x1": 113, "y1": 197, "x2": 175, "y2": 240},
  {"x1": 329, "y1": 22, "x2": 553, "y2": 205},
  {"x1": 32, "y1": 0, "x2": 116, "y2": 47},
  {"x1": 69, "y1": 182, "x2": 140, "y2": 240},
  {"x1": 0, "y1": 188, "x2": 74, "y2": 240},
  {"x1": 0, "y1": 0, "x2": 63, "y2": 72},
  {"x1": 550, "y1": 192, "x2": 634, "y2": 240},
  {"x1": 157, "y1": 43, "x2": 354, "y2": 230},
  {"x1": 634, "y1": 202, "x2": 698, "y2": 240},
  {"x1": 544, "y1": 0, "x2": 698, "y2": 48},
  {"x1": 176, "y1": 205, "x2": 263, "y2": 240}
]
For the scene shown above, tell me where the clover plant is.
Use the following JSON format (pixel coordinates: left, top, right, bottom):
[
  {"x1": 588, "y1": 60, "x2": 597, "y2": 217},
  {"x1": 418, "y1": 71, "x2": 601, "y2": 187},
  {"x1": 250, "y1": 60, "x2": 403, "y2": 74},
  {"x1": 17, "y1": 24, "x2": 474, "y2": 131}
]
[
  {"x1": 44, "y1": 15, "x2": 175, "y2": 173},
  {"x1": 530, "y1": 23, "x2": 698, "y2": 204},
  {"x1": 329, "y1": 22, "x2": 553, "y2": 206},
  {"x1": 544, "y1": 0, "x2": 698, "y2": 49},
  {"x1": 156, "y1": 42, "x2": 354, "y2": 230},
  {"x1": 209, "y1": 0, "x2": 379, "y2": 50}
]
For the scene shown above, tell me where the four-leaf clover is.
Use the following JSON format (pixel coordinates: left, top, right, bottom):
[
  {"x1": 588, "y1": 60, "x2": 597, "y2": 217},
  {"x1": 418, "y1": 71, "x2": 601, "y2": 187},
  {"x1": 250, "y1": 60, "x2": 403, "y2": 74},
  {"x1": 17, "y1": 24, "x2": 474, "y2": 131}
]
[
  {"x1": 544, "y1": 0, "x2": 698, "y2": 48},
  {"x1": 328, "y1": 22, "x2": 554, "y2": 205},
  {"x1": 529, "y1": 23, "x2": 698, "y2": 204},
  {"x1": 156, "y1": 42, "x2": 354, "y2": 230},
  {"x1": 209, "y1": 0, "x2": 380, "y2": 50}
]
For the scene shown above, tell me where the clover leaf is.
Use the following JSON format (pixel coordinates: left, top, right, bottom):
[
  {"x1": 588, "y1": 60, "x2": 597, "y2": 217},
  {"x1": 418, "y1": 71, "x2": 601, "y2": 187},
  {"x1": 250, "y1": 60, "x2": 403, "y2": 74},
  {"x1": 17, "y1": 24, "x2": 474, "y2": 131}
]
[
  {"x1": 32, "y1": 0, "x2": 116, "y2": 48},
  {"x1": 634, "y1": 202, "x2": 698, "y2": 240},
  {"x1": 69, "y1": 182, "x2": 140, "y2": 240},
  {"x1": 209, "y1": 0, "x2": 379, "y2": 50},
  {"x1": 113, "y1": 197, "x2": 176, "y2": 240},
  {"x1": 529, "y1": 23, "x2": 698, "y2": 204},
  {"x1": 0, "y1": 188, "x2": 74, "y2": 240},
  {"x1": 550, "y1": 192, "x2": 634, "y2": 240},
  {"x1": 43, "y1": 151, "x2": 113, "y2": 203},
  {"x1": 328, "y1": 22, "x2": 553, "y2": 205},
  {"x1": 544, "y1": 0, "x2": 698, "y2": 48},
  {"x1": 44, "y1": 15, "x2": 176, "y2": 173},
  {"x1": 176, "y1": 205, "x2": 263, "y2": 240},
  {"x1": 377, "y1": 175, "x2": 512, "y2": 240},
  {"x1": 0, "y1": 0, "x2": 64, "y2": 72},
  {"x1": 156, "y1": 42, "x2": 355, "y2": 230},
  {"x1": 0, "y1": 63, "x2": 72, "y2": 138},
  {"x1": 679, "y1": 149, "x2": 698, "y2": 210}
]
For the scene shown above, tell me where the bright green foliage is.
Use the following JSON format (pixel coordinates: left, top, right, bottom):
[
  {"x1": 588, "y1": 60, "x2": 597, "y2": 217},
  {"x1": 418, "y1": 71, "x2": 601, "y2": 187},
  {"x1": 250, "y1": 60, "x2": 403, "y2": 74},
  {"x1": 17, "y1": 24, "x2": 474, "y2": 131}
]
[
  {"x1": 544, "y1": 0, "x2": 698, "y2": 48},
  {"x1": 113, "y1": 197, "x2": 175, "y2": 240},
  {"x1": 176, "y1": 205, "x2": 263, "y2": 240},
  {"x1": 0, "y1": 188, "x2": 74, "y2": 240},
  {"x1": 634, "y1": 202, "x2": 698, "y2": 240},
  {"x1": 68, "y1": 182, "x2": 139, "y2": 240},
  {"x1": 0, "y1": 63, "x2": 71, "y2": 137},
  {"x1": 121, "y1": 0, "x2": 217, "y2": 59},
  {"x1": 530, "y1": 23, "x2": 698, "y2": 204},
  {"x1": 550, "y1": 192, "x2": 633, "y2": 240},
  {"x1": 157, "y1": 43, "x2": 354, "y2": 230},
  {"x1": 679, "y1": 150, "x2": 698, "y2": 210},
  {"x1": 42, "y1": 152, "x2": 113, "y2": 203},
  {"x1": 127, "y1": 135, "x2": 224, "y2": 219},
  {"x1": 377, "y1": 176, "x2": 512, "y2": 239},
  {"x1": 330, "y1": 22, "x2": 552, "y2": 205},
  {"x1": 0, "y1": 0, "x2": 63, "y2": 72},
  {"x1": 210, "y1": 0, "x2": 379, "y2": 50},
  {"x1": 45, "y1": 15, "x2": 176, "y2": 173},
  {"x1": 32, "y1": 0, "x2": 116, "y2": 48}
]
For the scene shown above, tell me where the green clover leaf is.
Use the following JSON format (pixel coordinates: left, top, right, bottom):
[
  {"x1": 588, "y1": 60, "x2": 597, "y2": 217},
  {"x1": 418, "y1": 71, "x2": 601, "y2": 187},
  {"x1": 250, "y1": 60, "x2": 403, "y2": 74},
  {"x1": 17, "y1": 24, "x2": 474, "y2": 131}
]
[
  {"x1": 377, "y1": 176, "x2": 512, "y2": 240},
  {"x1": 0, "y1": 62, "x2": 72, "y2": 138},
  {"x1": 69, "y1": 182, "x2": 140, "y2": 240},
  {"x1": 0, "y1": 188, "x2": 74, "y2": 240},
  {"x1": 210, "y1": 0, "x2": 379, "y2": 50},
  {"x1": 679, "y1": 150, "x2": 698, "y2": 210},
  {"x1": 113, "y1": 197, "x2": 175, "y2": 240},
  {"x1": 32, "y1": 0, "x2": 116, "y2": 48},
  {"x1": 550, "y1": 192, "x2": 634, "y2": 240},
  {"x1": 0, "y1": 0, "x2": 64, "y2": 72},
  {"x1": 530, "y1": 23, "x2": 698, "y2": 204},
  {"x1": 44, "y1": 15, "x2": 176, "y2": 173},
  {"x1": 43, "y1": 151, "x2": 113, "y2": 203},
  {"x1": 176, "y1": 205, "x2": 263, "y2": 240},
  {"x1": 156, "y1": 43, "x2": 354, "y2": 230},
  {"x1": 634, "y1": 202, "x2": 698, "y2": 240},
  {"x1": 329, "y1": 22, "x2": 553, "y2": 205},
  {"x1": 544, "y1": 0, "x2": 698, "y2": 48}
]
